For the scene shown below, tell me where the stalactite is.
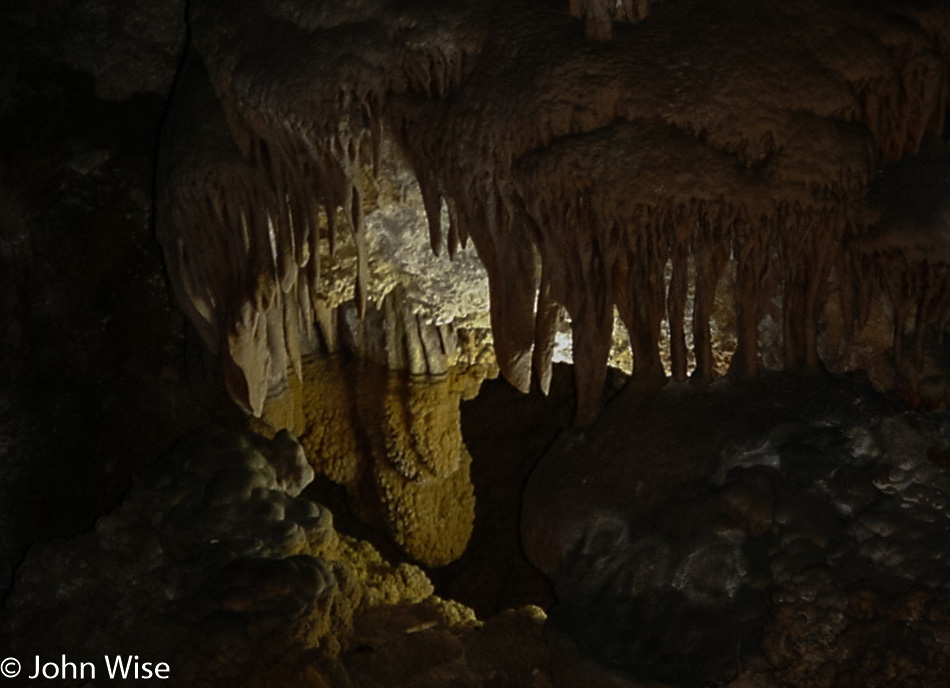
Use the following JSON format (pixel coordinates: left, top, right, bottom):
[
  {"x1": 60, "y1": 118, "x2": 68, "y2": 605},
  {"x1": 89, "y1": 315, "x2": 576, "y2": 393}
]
[
  {"x1": 532, "y1": 267, "x2": 561, "y2": 396},
  {"x1": 729, "y1": 216, "x2": 767, "y2": 379},
  {"x1": 417, "y1": 170, "x2": 444, "y2": 256},
  {"x1": 479, "y1": 186, "x2": 540, "y2": 394},
  {"x1": 778, "y1": 209, "x2": 855, "y2": 371},
  {"x1": 692, "y1": 216, "x2": 731, "y2": 384},
  {"x1": 849, "y1": 149, "x2": 950, "y2": 373},
  {"x1": 160, "y1": 0, "x2": 950, "y2": 427},
  {"x1": 667, "y1": 210, "x2": 691, "y2": 382},
  {"x1": 569, "y1": 0, "x2": 659, "y2": 41},
  {"x1": 822, "y1": 5, "x2": 950, "y2": 165},
  {"x1": 159, "y1": 50, "x2": 277, "y2": 414}
]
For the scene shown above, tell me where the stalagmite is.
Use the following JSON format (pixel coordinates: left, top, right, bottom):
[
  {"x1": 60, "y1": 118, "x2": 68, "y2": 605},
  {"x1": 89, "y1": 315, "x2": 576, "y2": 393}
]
[{"x1": 296, "y1": 358, "x2": 478, "y2": 566}]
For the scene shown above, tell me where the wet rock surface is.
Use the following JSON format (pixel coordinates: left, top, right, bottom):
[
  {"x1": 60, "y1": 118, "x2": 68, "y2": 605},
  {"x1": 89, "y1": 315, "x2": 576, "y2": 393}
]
[{"x1": 524, "y1": 374, "x2": 950, "y2": 687}]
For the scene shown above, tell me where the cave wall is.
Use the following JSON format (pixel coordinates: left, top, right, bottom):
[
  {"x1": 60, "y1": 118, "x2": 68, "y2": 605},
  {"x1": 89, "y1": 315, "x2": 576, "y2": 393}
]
[{"x1": 4, "y1": 1, "x2": 950, "y2": 686}]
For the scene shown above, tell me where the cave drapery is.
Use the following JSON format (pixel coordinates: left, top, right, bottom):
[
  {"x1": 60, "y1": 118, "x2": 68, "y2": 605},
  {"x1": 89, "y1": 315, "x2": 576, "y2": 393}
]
[
  {"x1": 7, "y1": 1, "x2": 950, "y2": 684},
  {"x1": 157, "y1": 0, "x2": 950, "y2": 424}
]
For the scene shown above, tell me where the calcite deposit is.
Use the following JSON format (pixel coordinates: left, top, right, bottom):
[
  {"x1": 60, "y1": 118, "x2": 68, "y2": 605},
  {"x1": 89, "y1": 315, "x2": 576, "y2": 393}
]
[
  {"x1": 1, "y1": 428, "x2": 551, "y2": 687},
  {"x1": 848, "y1": 148, "x2": 950, "y2": 382},
  {"x1": 157, "y1": 0, "x2": 950, "y2": 426},
  {"x1": 7, "y1": 1, "x2": 950, "y2": 686},
  {"x1": 269, "y1": 356, "x2": 481, "y2": 567}
]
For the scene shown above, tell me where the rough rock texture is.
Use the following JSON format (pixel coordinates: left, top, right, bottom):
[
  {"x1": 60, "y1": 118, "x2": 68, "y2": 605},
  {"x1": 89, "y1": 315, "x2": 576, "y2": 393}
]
[
  {"x1": 844, "y1": 147, "x2": 950, "y2": 404},
  {"x1": 255, "y1": 356, "x2": 485, "y2": 567},
  {"x1": 434, "y1": 369, "x2": 579, "y2": 618},
  {"x1": 568, "y1": 0, "x2": 662, "y2": 40},
  {"x1": 3, "y1": 0, "x2": 185, "y2": 102},
  {"x1": 2, "y1": 428, "x2": 552, "y2": 687},
  {"x1": 523, "y1": 374, "x2": 950, "y2": 687},
  {"x1": 157, "y1": 0, "x2": 950, "y2": 426},
  {"x1": 8, "y1": 1, "x2": 950, "y2": 686},
  {"x1": 59, "y1": 0, "x2": 186, "y2": 101},
  {"x1": 0, "y1": 0, "x2": 229, "y2": 602}
]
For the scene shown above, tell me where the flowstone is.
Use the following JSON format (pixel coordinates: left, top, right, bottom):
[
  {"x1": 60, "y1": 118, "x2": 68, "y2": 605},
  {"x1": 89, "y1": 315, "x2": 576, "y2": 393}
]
[
  {"x1": 261, "y1": 356, "x2": 482, "y2": 567},
  {"x1": 1, "y1": 428, "x2": 551, "y2": 687}
]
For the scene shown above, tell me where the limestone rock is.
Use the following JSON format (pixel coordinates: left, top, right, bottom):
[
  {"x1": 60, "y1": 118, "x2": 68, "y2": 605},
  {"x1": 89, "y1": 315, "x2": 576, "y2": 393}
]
[
  {"x1": 293, "y1": 357, "x2": 477, "y2": 566},
  {"x1": 157, "y1": 0, "x2": 950, "y2": 425},
  {"x1": 523, "y1": 374, "x2": 950, "y2": 687},
  {"x1": 1, "y1": 427, "x2": 552, "y2": 687}
]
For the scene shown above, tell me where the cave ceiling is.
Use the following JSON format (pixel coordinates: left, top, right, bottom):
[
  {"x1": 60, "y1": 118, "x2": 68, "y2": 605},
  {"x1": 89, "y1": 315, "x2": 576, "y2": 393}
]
[
  {"x1": 157, "y1": 0, "x2": 950, "y2": 422},
  {"x1": 5, "y1": 2, "x2": 950, "y2": 686}
]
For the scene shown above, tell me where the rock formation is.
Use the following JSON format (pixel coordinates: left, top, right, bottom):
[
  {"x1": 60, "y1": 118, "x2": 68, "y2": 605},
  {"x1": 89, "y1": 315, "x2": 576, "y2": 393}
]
[
  {"x1": 849, "y1": 148, "x2": 950, "y2": 380},
  {"x1": 523, "y1": 374, "x2": 950, "y2": 687},
  {"x1": 158, "y1": 0, "x2": 950, "y2": 426},
  {"x1": 272, "y1": 356, "x2": 483, "y2": 566},
  {"x1": 6, "y1": 1, "x2": 950, "y2": 686},
  {"x1": 2, "y1": 429, "x2": 551, "y2": 687}
]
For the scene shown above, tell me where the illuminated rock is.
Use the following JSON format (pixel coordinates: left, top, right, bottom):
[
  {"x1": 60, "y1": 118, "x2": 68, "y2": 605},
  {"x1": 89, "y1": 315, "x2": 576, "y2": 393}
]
[
  {"x1": 1, "y1": 428, "x2": 550, "y2": 687},
  {"x1": 157, "y1": 0, "x2": 950, "y2": 426}
]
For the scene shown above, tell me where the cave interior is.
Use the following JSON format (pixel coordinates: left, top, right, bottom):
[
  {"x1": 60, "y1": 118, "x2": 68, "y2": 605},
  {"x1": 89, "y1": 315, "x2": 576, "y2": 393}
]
[{"x1": 3, "y1": 0, "x2": 950, "y2": 686}]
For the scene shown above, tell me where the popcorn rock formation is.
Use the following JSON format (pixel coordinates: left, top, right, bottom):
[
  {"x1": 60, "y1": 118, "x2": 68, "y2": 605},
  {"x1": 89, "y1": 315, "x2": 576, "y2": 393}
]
[
  {"x1": 1, "y1": 429, "x2": 551, "y2": 687},
  {"x1": 157, "y1": 0, "x2": 950, "y2": 424},
  {"x1": 283, "y1": 357, "x2": 481, "y2": 567}
]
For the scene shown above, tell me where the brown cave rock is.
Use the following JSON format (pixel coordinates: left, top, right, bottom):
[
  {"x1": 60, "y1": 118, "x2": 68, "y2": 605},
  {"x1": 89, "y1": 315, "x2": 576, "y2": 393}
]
[
  {"x1": 5, "y1": 1, "x2": 950, "y2": 687},
  {"x1": 159, "y1": 0, "x2": 950, "y2": 424}
]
